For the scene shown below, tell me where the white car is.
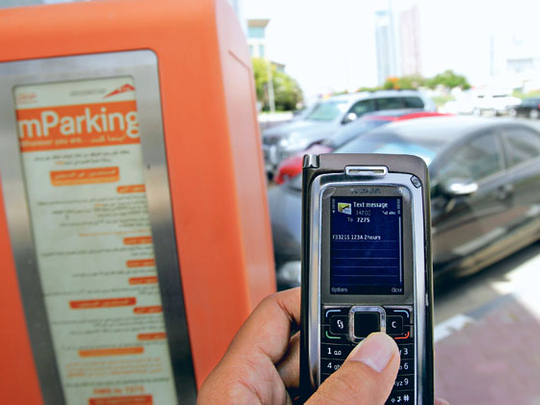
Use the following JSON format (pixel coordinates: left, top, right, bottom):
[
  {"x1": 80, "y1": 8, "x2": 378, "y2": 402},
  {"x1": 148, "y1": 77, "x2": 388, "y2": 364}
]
[
  {"x1": 261, "y1": 90, "x2": 436, "y2": 176},
  {"x1": 472, "y1": 93, "x2": 521, "y2": 116}
]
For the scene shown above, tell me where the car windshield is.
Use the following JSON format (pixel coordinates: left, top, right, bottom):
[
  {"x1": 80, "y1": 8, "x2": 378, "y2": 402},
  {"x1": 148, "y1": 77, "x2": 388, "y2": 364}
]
[
  {"x1": 335, "y1": 132, "x2": 441, "y2": 165},
  {"x1": 305, "y1": 100, "x2": 348, "y2": 121},
  {"x1": 323, "y1": 119, "x2": 389, "y2": 149},
  {"x1": 286, "y1": 133, "x2": 441, "y2": 192}
]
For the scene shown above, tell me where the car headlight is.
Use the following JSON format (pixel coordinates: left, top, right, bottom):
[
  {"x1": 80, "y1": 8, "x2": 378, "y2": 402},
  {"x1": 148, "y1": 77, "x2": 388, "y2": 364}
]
[
  {"x1": 276, "y1": 260, "x2": 302, "y2": 288},
  {"x1": 278, "y1": 138, "x2": 290, "y2": 147}
]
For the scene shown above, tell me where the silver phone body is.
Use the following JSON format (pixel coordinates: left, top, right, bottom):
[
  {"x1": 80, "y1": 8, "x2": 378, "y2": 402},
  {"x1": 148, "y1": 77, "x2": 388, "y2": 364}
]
[{"x1": 300, "y1": 154, "x2": 434, "y2": 405}]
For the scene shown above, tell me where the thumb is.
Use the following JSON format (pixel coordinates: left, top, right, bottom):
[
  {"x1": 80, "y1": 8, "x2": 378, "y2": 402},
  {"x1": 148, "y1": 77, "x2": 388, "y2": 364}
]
[{"x1": 307, "y1": 333, "x2": 400, "y2": 405}]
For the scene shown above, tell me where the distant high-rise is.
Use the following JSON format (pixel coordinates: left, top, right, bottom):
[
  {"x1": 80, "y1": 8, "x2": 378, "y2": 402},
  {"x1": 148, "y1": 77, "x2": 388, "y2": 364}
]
[
  {"x1": 375, "y1": 4, "x2": 422, "y2": 85},
  {"x1": 375, "y1": 9, "x2": 400, "y2": 85},
  {"x1": 399, "y1": 5, "x2": 422, "y2": 76}
]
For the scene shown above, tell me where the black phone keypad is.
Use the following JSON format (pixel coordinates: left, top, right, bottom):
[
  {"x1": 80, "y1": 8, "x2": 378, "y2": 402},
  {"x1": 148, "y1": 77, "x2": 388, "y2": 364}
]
[{"x1": 320, "y1": 306, "x2": 415, "y2": 404}]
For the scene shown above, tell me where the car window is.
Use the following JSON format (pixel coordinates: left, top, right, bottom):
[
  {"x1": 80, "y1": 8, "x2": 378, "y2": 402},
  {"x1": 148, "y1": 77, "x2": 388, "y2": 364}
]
[
  {"x1": 504, "y1": 127, "x2": 540, "y2": 167},
  {"x1": 376, "y1": 97, "x2": 405, "y2": 110},
  {"x1": 437, "y1": 131, "x2": 502, "y2": 182},
  {"x1": 349, "y1": 99, "x2": 377, "y2": 117},
  {"x1": 306, "y1": 100, "x2": 348, "y2": 121},
  {"x1": 524, "y1": 98, "x2": 539, "y2": 107},
  {"x1": 324, "y1": 119, "x2": 387, "y2": 149},
  {"x1": 403, "y1": 97, "x2": 425, "y2": 108}
]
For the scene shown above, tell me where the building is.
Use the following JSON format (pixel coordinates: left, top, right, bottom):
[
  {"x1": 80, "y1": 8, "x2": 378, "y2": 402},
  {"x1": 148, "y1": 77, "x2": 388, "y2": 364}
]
[
  {"x1": 375, "y1": 9, "x2": 400, "y2": 85},
  {"x1": 399, "y1": 5, "x2": 422, "y2": 77},
  {"x1": 247, "y1": 19, "x2": 269, "y2": 59},
  {"x1": 375, "y1": 4, "x2": 422, "y2": 85},
  {"x1": 486, "y1": 31, "x2": 540, "y2": 93}
]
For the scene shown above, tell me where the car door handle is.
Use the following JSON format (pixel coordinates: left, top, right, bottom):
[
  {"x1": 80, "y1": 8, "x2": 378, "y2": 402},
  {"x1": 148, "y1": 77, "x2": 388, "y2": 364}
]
[{"x1": 495, "y1": 184, "x2": 514, "y2": 201}]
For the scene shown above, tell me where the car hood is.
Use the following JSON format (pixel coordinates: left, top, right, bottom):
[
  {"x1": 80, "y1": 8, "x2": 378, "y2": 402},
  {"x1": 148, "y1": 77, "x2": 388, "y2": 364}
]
[{"x1": 263, "y1": 120, "x2": 337, "y2": 143}]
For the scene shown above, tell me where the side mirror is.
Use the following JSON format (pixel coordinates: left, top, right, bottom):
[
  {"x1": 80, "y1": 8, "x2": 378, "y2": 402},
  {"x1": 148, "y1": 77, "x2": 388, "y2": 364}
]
[
  {"x1": 442, "y1": 178, "x2": 478, "y2": 197},
  {"x1": 343, "y1": 112, "x2": 357, "y2": 124}
]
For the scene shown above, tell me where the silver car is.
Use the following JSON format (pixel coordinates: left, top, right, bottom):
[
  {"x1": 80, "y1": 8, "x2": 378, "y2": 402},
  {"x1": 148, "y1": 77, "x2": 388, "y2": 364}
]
[{"x1": 262, "y1": 90, "x2": 435, "y2": 177}]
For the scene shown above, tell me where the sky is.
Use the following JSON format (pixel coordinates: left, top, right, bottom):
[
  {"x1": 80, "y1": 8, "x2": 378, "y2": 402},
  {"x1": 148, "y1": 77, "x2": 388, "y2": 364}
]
[{"x1": 244, "y1": 0, "x2": 540, "y2": 100}]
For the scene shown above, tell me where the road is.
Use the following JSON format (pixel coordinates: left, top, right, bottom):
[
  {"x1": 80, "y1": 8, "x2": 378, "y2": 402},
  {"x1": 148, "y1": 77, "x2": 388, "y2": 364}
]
[{"x1": 433, "y1": 241, "x2": 540, "y2": 404}]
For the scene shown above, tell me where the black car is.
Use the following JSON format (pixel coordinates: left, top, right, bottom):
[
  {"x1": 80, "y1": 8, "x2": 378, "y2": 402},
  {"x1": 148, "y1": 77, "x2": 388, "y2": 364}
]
[
  {"x1": 269, "y1": 116, "x2": 540, "y2": 289},
  {"x1": 511, "y1": 97, "x2": 540, "y2": 119}
]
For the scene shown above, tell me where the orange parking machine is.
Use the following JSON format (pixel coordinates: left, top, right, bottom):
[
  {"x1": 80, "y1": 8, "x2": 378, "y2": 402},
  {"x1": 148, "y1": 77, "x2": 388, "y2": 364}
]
[{"x1": 0, "y1": 0, "x2": 276, "y2": 403}]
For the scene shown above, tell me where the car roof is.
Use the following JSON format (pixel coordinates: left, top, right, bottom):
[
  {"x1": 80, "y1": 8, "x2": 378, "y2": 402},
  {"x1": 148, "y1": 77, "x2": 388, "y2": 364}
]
[
  {"x1": 362, "y1": 108, "x2": 425, "y2": 118},
  {"x1": 327, "y1": 90, "x2": 424, "y2": 103},
  {"x1": 358, "y1": 116, "x2": 540, "y2": 150}
]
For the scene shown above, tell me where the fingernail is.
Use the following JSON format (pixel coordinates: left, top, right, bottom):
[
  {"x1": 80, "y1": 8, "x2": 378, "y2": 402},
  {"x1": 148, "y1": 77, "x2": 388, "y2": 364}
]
[{"x1": 348, "y1": 333, "x2": 398, "y2": 373}]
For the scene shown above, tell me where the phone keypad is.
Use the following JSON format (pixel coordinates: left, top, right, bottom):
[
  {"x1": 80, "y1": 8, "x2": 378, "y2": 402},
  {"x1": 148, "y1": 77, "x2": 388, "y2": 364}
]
[{"x1": 320, "y1": 305, "x2": 416, "y2": 404}]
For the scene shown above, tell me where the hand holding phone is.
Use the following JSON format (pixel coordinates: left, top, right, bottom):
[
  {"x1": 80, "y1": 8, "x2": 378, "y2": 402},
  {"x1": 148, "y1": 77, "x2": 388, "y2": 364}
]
[{"x1": 300, "y1": 153, "x2": 434, "y2": 405}]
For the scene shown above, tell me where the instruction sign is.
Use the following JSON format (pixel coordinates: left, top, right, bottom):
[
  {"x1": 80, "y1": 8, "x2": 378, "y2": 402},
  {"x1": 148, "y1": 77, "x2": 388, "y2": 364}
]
[{"x1": 15, "y1": 77, "x2": 177, "y2": 405}]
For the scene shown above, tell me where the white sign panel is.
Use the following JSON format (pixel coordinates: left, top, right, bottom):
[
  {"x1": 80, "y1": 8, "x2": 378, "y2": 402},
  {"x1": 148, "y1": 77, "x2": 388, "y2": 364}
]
[{"x1": 15, "y1": 77, "x2": 177, "y2": 405}]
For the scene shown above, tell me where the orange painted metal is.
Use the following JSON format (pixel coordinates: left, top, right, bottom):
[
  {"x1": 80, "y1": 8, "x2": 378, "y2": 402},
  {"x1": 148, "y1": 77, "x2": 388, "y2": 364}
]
[{"x1": 0, "y1": 0, "x2": 275, "y2": 401}]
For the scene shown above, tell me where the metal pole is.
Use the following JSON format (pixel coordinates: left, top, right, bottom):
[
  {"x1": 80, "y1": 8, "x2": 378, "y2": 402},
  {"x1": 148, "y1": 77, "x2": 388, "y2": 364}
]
[{"x1": 266, "y1": 58, "x2": 276, "y2": 114}]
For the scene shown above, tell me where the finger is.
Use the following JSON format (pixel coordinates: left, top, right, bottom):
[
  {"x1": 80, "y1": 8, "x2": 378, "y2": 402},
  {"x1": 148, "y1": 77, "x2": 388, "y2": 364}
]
[
  {"x1": 276, "y1": 331, "x2": 300, "y2": 389},
  {"x1": 227, "y1": 287, "x2": 301, "y2": 363},
  {"x1": 306, "y1": 333, "x2": 400, "y2": 405},
  {"x1": 435, "y1": 398, "x2": 450, "y2": 405},
  {"x1": 198, "y1": 289, "x2": 301, "y2": 405}
]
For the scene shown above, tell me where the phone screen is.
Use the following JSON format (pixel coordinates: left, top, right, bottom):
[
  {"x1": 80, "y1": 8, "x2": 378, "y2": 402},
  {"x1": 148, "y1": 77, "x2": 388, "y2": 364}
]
[{"x1": 329, "y1": 196, "x2": 403, "y2": 295}]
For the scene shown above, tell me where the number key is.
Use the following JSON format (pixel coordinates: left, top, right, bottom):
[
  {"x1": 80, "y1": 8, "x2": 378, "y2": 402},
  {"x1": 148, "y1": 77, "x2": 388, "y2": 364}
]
[
  {"x1": 321, "y1": 359, "x2": 344, "y2": 374},
  {"x1": 398, "y1": 359, "x2": 414, "y2": 375},
  {"x1": 393, "y1": 374, "x2": 413, "y2": 391},
  {"x1": 398, "y1": 344, "x2": 414, "y2": 359},
  {"x1": 321, "y1": 343, "x2": 353, "y2": 360},
  {"x1": 386, "y1": 390, "x2": 414, "y2": 404}
]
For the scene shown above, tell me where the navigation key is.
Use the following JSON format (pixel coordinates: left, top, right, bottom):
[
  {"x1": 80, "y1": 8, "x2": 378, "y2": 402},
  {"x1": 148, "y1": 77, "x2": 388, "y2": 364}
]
[
  {"x1": 330, "y1": 315, "x2": 348, "y2": 335},
  {"x1": 321, "y1": 325, "x2": 349, "y2": 344}
]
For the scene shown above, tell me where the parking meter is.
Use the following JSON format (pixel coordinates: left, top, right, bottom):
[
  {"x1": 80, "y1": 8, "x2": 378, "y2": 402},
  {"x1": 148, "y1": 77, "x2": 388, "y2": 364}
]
[{"x1": 0, "y1": 0, "x2": 276, "y2": 404}]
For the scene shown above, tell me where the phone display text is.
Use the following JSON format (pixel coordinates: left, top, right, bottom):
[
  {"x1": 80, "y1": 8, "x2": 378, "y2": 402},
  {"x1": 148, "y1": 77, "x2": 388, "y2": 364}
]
[{"x1": 330, "y1": 196, "x2": 403, "y2": 295}]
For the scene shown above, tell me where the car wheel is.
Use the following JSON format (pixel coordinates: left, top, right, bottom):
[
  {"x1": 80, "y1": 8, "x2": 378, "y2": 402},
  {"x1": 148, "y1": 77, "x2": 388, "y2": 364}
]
[{"x1": 530, "y1": 109, "x2": 539, "y2": 119}]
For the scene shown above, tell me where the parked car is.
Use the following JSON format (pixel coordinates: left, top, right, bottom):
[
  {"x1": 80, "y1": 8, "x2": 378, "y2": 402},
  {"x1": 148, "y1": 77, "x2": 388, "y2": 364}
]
[
  {"x1": 269, "y1": 116, "x2": 540, "y2": 289},
  {"x1": 273, "y1": 109, "x2": 449, "y2": 184},
  {"x1": 262, "y1": 90, "x2": 436, "y2": 178},
  {"x1": 471, "y1": 92, "x2": 521, "y2": 116},
  {"x1": 443, "y1": 95, "x2": 475, "y2": 115},
  {"x1": 510, "y1": 97, "x2": 540, "y2": 119}
]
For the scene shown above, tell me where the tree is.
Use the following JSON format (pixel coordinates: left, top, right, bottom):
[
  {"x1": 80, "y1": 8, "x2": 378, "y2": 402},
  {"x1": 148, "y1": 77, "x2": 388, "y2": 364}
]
[
  {"x1": 252, "y1": 57, "x2": 303, "y2": 112},
  {"x1": 427, "y1": 70, "x2": 470, "y2": 90},
  {"x1": 383, "y1": 75, "x2": 427, "y2": 90}
]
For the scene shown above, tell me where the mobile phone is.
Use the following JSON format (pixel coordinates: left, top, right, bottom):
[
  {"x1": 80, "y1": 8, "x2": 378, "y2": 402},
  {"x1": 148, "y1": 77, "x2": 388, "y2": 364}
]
[{"x1": 299, "y1": 153, "x2": 434, "y2": 404}]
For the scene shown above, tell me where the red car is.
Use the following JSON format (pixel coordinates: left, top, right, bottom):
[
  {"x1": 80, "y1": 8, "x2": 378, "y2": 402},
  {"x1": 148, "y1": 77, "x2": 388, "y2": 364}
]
[{"x1": 274, "y1": 110, "x2": 450, "y2": 184}]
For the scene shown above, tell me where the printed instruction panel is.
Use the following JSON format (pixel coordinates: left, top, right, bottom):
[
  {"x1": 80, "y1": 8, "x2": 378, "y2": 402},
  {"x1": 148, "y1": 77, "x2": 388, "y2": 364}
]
[{"x1": 15, "y1": 77, "x2": 177, "y2": 405}]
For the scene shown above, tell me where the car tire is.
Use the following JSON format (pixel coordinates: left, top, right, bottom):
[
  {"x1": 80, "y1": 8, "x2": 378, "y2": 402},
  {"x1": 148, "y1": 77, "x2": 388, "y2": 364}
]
[{"x1": 530, "y1": 109, "x2": 539, "y2": 119}]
